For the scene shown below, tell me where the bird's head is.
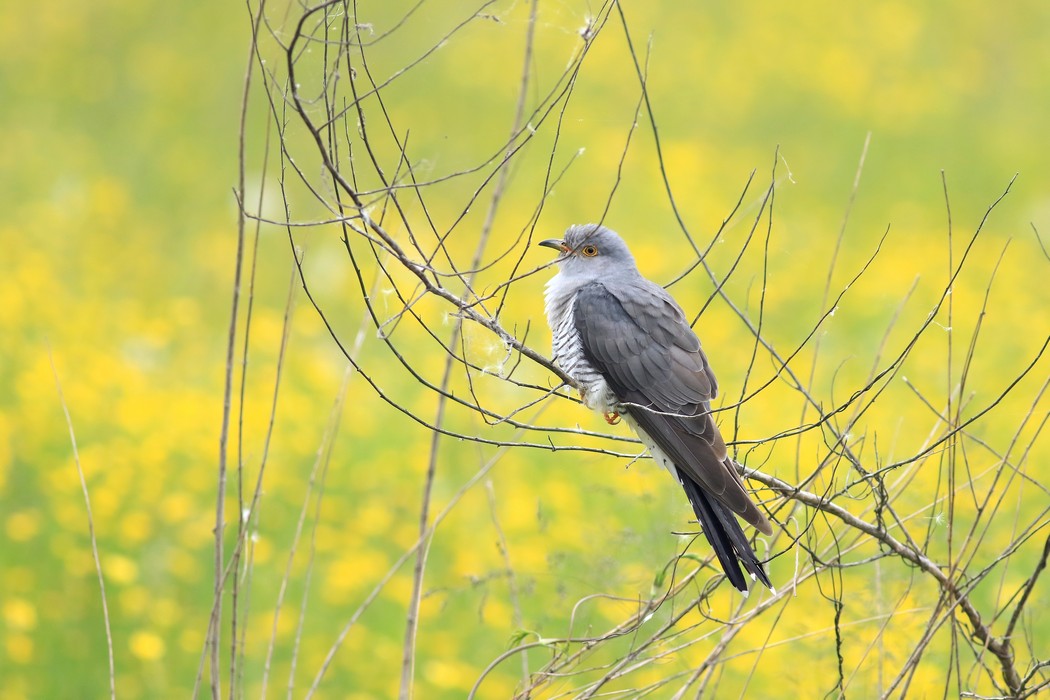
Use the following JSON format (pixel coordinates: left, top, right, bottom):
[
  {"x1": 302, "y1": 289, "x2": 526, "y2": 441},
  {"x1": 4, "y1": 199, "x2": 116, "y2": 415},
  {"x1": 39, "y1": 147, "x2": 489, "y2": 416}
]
[{"x1": 538, "y1": 224, "x2": 638, "y2": 283}]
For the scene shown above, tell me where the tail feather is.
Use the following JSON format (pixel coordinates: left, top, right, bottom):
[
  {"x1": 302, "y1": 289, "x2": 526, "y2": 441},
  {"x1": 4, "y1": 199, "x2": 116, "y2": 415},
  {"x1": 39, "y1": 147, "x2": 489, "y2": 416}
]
[{"x1": 678, "y1": 467, "x2": 772, "y2": 592}]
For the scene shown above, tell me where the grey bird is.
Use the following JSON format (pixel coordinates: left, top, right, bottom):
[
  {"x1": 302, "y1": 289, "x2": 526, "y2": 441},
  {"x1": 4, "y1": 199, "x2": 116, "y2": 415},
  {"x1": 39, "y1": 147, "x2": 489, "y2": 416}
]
[{"x1": 539, "y1": 223, "x2": 774, "y2": 592}]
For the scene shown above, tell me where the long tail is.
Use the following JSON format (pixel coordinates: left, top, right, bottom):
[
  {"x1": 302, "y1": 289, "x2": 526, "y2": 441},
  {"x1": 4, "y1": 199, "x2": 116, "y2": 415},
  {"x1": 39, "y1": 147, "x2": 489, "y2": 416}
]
[{"x1": 678, "y1": 467, "x2": 773, "y2": 593}]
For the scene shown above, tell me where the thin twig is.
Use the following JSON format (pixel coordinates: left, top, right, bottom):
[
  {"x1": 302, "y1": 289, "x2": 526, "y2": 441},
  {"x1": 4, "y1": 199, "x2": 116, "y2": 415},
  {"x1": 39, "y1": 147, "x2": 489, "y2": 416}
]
[{"x1": 50, "y1": 349, "x2": 116, "y2": 700}]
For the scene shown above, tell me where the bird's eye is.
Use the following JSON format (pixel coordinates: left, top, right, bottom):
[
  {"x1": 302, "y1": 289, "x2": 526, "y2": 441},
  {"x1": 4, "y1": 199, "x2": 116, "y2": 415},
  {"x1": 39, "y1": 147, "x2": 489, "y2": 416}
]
[{"x1": 580, "y1": 245, "x2": 599, "y2": 257}]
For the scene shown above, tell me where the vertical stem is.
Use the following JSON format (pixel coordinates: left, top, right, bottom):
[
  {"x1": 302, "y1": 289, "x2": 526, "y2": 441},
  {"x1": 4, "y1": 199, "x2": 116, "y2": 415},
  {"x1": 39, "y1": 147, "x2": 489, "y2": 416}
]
[{"x1": 398, "y1": 3, "x2": 540, "y2": 696}]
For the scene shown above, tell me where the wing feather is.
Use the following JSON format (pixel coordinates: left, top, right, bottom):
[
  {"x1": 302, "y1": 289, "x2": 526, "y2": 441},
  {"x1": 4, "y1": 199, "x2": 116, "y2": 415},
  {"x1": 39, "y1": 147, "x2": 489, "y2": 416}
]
[{"x1": 572, "y1": 280, "x2": 772, "y2": 535}]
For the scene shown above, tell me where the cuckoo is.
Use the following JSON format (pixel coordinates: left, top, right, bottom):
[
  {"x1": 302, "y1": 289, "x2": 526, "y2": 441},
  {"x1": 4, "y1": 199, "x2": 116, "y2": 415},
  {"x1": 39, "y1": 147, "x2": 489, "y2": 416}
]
[{"x1": 539, "y1": 224, "x2": 774, "y2": 592}]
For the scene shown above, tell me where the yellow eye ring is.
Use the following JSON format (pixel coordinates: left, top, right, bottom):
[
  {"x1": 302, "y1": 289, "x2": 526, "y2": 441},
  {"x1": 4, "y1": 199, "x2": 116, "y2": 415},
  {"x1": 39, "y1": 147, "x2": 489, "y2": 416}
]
[{"x1": 580, "y1": 245, "x2": 598, "y2": 257}]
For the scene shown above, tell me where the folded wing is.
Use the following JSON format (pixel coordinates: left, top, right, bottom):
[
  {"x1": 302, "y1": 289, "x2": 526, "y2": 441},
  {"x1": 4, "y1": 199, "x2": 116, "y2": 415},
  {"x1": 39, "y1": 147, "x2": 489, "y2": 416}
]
[{"x1": 572, "y1": 280, "x2": 772, "y2": 536}]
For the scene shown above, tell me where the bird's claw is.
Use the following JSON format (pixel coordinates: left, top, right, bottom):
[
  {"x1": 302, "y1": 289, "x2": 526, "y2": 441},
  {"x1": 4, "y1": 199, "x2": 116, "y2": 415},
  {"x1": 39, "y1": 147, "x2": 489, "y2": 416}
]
[{"x1": 604, "y1": 411, "x2": 621, "y2": 425}]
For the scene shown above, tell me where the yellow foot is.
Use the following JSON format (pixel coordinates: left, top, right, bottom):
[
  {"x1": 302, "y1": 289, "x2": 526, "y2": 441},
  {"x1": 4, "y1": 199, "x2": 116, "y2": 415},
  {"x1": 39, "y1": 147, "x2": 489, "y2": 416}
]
[{"x1": 604, "y1": 411, "x2": 621, "y2": 425}]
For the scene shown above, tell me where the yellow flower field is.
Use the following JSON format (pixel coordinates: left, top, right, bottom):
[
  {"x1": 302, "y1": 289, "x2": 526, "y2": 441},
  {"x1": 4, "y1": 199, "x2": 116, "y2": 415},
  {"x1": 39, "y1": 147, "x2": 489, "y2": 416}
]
[{"x1": 1, "y1": 1, "x2": 1047, "y2": 698}]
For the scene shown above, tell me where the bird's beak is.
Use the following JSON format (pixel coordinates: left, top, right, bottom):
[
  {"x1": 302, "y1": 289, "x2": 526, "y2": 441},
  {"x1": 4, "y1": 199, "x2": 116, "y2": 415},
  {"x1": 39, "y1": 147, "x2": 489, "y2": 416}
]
[{"x1": 538, "y1": 238, "x2": 569, "y2": 253}]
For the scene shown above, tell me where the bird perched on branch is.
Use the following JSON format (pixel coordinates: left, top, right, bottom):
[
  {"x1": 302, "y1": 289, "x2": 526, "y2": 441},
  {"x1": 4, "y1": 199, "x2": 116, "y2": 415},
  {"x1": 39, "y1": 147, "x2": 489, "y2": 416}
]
[{"x1": 539, "y1": 224, "x2": 774, "y2": 593}]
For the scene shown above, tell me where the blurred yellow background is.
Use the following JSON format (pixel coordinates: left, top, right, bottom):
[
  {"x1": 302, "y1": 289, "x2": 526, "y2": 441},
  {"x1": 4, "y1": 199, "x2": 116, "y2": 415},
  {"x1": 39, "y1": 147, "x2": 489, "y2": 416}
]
[{"x1": 2, "y1": 1, "x2": 1048, "y2": 698}]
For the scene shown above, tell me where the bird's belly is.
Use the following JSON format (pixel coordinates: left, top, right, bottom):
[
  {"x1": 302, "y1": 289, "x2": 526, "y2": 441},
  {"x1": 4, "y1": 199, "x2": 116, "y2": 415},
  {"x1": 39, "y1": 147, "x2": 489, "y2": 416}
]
[
  {"x1": 558, "y1": 343, "x2": 618, "y2": 414},
  {"x1": 577, "y1": 372, "x2": 618, "y2": 414},
  {"x1": 550, "y1": 305, "x2": 620, "y2": 414}
]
